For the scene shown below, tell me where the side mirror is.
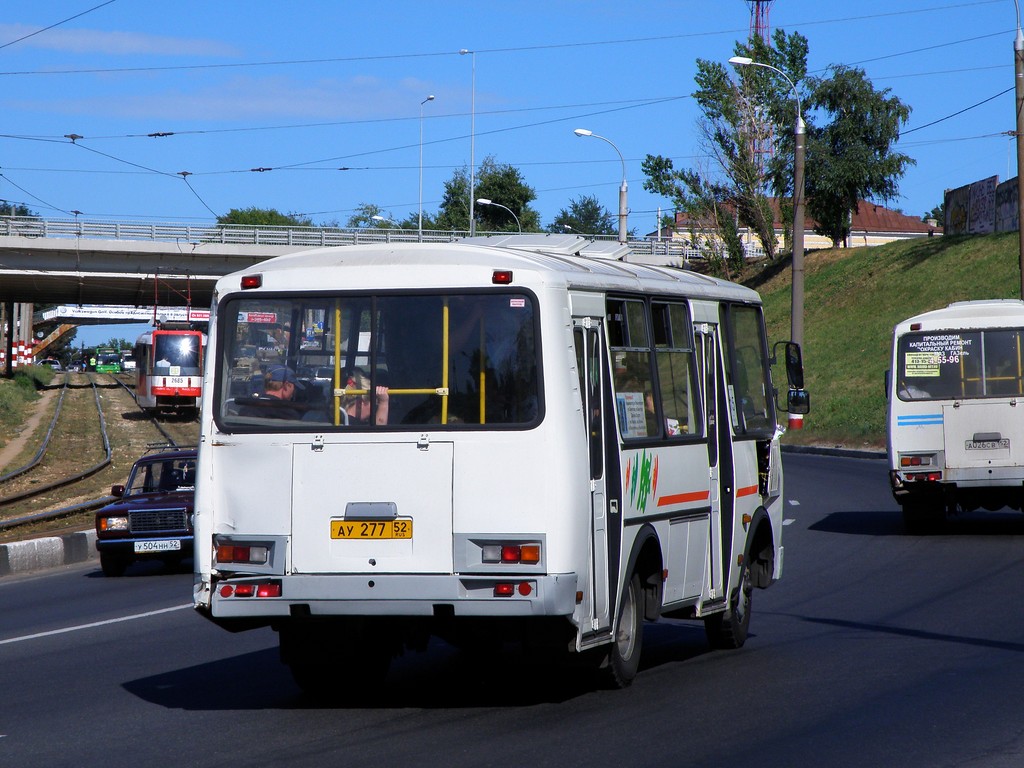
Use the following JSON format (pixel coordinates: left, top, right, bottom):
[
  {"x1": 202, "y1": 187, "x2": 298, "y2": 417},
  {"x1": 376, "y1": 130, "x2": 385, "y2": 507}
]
[
  {"x1": 111, "y1": 484, "x2": 125, "y2": 498},
  {"x1": 785, "y1": 342, "x2": 804, "y2": 390},
  {"x1": 787, "y1": 388, "x2": 810, "y2": 415}
]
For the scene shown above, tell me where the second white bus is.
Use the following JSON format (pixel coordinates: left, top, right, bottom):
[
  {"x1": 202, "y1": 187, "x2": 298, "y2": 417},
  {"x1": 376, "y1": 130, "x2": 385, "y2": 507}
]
[
  {"x1": 887, "y1": 299, "x2": 1024, "y2": 530},
  {"x1": 193, "y1": 236, "x2": 807, "y2": 695}
]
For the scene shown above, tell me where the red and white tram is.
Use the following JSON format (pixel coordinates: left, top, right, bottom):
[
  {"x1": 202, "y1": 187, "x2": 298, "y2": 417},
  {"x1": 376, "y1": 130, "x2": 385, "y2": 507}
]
[{"x1": 135, "y1": 326, "x2": 206, "y2": 415}]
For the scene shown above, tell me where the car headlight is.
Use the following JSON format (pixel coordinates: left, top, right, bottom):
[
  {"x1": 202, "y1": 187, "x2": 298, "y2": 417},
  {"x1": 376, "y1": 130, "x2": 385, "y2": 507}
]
[{"x1": 99, "y1": 516, "x2": 129, "y2": 532}]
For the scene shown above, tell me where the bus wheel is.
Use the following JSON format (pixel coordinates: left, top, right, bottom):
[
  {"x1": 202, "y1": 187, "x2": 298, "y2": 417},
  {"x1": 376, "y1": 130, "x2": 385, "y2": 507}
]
[
  {"x1": 600, "y1": 573, "x2": 644, "y2": 688},
  {"x1": 704, "y1": 558, "x2": 751, "y2": 650},
  {"x1": 100, "y1": 552, "x2": 129, "y2": 577}
]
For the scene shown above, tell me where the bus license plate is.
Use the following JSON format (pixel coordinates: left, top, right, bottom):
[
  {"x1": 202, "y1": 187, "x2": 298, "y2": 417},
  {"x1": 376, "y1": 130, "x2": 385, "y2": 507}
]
[
  {"x1": 965, "y1": 439, "x2": 1009, "y2": 450},
  {"x1": 331, "y1": 519, "x2": 413, "y2": 540},
  {"x1": 135, "y1": 539, "x2": 181, "y2": 553}
]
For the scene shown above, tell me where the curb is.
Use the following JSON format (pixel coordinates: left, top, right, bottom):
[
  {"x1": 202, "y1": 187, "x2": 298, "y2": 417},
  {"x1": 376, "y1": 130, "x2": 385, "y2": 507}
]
[
  {"x1": 782, "y1": 443, "x2": 886, "y2": 460},
  {"x1": 0, "y1": 529, "x2": 97, "y2": 577}
]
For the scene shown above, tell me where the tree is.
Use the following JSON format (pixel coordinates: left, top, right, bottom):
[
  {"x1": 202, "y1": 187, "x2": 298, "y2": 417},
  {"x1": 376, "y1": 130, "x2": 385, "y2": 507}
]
[
  {"x1": 923, "y1": 203, "x2": 944, "y2": 224},
  {"x1": 548, "y1": 195, "x2": 616, "y2": 235},
  {"x1": 432, "y1": 156, "x2": 541, "y2": 233},
  {"x1": 346, "y1": 203, "x2": 400, "y2": 229},
  {"x1": 217, "y1": 207, "x2": 313, "y2": 227},
  {"x1": 0, "y1": 202, "x2": 38, "y2": 217},
  {"x1": 643, "y1": 31, "x2": 809, "y2": 266},
  {"x1": 803, "y1": 66, "x2": 914, "y2": 246}
]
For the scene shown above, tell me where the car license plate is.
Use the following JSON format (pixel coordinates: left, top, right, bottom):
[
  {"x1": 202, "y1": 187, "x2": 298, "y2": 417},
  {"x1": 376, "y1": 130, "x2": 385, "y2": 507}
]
[
  {"x1": 330, "y1": 519, "x2": 413, "y2": 540},
  {"x1": 134, "y1": 539, "x2": 181, "y2": 553}
]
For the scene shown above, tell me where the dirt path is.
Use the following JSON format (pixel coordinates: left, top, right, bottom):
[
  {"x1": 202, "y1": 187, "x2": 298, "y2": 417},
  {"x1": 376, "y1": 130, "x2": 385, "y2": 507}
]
[{"x1": 0, "y1": 387, "x2": 57, "y2": 473}]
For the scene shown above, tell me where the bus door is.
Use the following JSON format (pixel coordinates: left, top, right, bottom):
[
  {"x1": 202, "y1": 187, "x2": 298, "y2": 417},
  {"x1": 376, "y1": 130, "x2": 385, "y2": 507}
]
[
  {"x1": 695, "y1": 324, "x2": 729, "y2": 602},
  {"x1": 574, "y1": 319, "x2": 614, "y2": 633}
]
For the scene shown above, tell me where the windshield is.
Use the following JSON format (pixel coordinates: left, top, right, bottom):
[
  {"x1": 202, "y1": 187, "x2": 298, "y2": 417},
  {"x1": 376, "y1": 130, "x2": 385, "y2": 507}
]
[
  {"x1": 124, "y1": 456, "x2": 196, "y2": 496},
  {"x1": 216, "y1": 292, "x2": 540, "y2": 430},
  {"x1": 896, "y1": 328, "x2": 1024, "y2": 400},
  {"x1": 154, "y1": 333, "x2": 202, "y2": 374}
]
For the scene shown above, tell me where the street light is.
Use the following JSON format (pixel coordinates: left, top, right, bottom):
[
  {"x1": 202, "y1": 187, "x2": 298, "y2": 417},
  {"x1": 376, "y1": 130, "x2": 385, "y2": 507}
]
[
  {"x1": 419, "y1": 94, "x2": 435, "y2": 242},
  {"x1": 476, "y1": 198, "x2": 521, "y2": 233},
  {"x1": 1014, "y1": 1, "x2": 1024, "y2": 298},
  {"x1": 460, "y1": 49, "x2": 476, "y2": 236},
  {"x1": 573, "y1": 128, "x2": 628, "y2": 244},
  {"x1": 729, "y1": 55, "x2": 806, "y2": 355}
]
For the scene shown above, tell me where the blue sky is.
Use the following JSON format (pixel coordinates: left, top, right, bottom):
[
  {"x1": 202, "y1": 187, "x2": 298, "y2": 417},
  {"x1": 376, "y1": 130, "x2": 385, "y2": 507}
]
[{"x1": 0, "y1": 0, "x2": 1017, "y2": 244}]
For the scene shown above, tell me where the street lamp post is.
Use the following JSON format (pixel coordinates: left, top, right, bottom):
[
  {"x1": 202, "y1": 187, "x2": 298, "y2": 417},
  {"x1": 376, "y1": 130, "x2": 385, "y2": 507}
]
[
  {"x1": 1014, "y1": 1, "x2": 1024, "y2": 298},
  {"x1": 476, "y1": 198, "x2": 521, "y2": 233},
  {"x1": 419, "y1": 94, "x2": 435, "y2": 242},
  {"x1": 729, "y1": 56, "x2": 806, "y2": 354},
  {"x1": 573, "y1": 128, "x2": 628, "y2": 243},
  {"x1": 459, "y1": 49, "x2": 476, "y2": 236}
]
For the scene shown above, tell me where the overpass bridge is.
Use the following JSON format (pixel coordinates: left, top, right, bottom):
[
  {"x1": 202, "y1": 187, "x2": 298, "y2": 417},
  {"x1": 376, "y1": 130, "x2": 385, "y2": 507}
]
[{"x1": 0, "y1": 214, "x2": 702, "y2": 367}]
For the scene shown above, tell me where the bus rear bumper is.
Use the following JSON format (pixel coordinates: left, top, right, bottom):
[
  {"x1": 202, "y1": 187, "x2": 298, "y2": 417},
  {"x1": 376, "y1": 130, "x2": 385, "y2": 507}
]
[{"x1": 206, "y1": 572, "x2": 579, "y2": 620}]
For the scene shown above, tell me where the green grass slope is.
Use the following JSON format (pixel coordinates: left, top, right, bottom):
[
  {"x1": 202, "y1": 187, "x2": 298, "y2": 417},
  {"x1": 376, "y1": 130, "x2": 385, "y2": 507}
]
[{"x1": 746, "y1": 231, "x2": 1022, "y2": 449}]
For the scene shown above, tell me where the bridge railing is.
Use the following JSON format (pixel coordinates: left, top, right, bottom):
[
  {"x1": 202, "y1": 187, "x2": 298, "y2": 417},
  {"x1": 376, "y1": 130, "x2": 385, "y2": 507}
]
[{"x1": 0, "y1": 214, "x2": 766, "y2": 262}]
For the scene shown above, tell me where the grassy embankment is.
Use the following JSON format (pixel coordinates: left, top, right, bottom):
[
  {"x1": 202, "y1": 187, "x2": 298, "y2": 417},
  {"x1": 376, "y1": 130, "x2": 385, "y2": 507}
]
[
  {"x1": 0, "y1": 365, "x2": 55, "y2": 452},
  {"x1": 744, "y1": 230, "x2": 1022, "y2": 449}
]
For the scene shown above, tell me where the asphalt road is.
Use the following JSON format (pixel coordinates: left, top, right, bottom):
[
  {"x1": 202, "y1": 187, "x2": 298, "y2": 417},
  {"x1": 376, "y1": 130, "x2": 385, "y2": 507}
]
[{"x1": 4, "y1": 453, "x2": 1024, "y2": 768}]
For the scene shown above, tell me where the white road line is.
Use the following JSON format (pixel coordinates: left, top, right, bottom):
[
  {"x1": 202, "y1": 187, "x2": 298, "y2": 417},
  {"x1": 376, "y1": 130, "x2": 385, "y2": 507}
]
[
  {"x1": 0, "y1": 604, "x2": 191, "y2": 646},
  {"x1": 788, "y1": 499, "x2": 801, "y2": 506},
  {"x1": 783, "y1": 519, "x2": 795, "y2": 525}
]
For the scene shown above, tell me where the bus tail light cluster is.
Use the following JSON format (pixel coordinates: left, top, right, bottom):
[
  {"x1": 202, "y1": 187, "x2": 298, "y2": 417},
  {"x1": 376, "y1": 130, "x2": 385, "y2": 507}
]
[
  {"x1": 494, "y1": 581, "x2": 534, "y2": 597},
  {"x1": 905, "y1": 471, "x2": 942, "y2": 482},
  {"x1": 481, "y1": 543, "x2": 541, "y2": 565},
  {"x1": 216, "y1": 544, "x2": 270, "y2": 565},
  {"x1": 900, "y1": 454, "x2": 935, "y2": 468},
  {"x1": 219, "y1": 581, "x2": 281, "y2": 598}
]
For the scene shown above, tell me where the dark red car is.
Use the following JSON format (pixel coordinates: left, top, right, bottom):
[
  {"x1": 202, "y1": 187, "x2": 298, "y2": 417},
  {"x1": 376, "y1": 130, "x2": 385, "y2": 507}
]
[{"x1": 94, "y1": 447, "x2": 197, "y2": 577}]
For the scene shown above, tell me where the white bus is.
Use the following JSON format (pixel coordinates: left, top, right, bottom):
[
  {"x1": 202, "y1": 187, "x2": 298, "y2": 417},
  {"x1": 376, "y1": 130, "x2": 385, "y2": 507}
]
[
  {"x1": 193, "y1": 236, "x2": 807, "y2": 694},
  {"x1": 887, "y1": 299, "x2": 1024, "y2": 530}
]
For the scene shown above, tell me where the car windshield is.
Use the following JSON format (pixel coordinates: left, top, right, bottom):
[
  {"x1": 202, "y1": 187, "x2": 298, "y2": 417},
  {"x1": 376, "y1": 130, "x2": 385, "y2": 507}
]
[{"x1": 124, "y1": 456, "x2": 197, "y2": 496}]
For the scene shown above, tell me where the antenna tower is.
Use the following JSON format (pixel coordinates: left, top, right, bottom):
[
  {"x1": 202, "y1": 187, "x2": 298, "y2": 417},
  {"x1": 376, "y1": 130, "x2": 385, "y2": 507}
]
[
  {"x1": 747, "y1": 0, "x2": 774, "y2": 43},
  {"x1": 743, "y1": 1, "x2": 776, "y2": 177}
]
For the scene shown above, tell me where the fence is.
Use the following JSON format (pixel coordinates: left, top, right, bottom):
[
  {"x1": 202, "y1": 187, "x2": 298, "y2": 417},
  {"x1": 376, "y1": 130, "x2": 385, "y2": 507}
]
[{"x1": 0, "y1": 215, "x2": 766, "y2": 263}]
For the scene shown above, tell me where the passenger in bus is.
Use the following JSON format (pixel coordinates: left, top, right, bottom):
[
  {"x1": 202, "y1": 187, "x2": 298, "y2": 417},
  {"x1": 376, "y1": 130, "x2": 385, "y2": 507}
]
[
  {"x1": 238, "y1": 365, "x2": 303, "y2": 419},
  {"x1": 342, "y1": 371, "x2": 389, "y2": 425}
]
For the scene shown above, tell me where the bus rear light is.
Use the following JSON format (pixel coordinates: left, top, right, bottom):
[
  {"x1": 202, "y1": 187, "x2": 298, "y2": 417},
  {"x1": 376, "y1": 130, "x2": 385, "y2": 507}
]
[
  {"x1": 218, "y1": 581, "x2": 281, "y2": 598},
  {"x1": 900, "y1": 455, "x2": 933, "y2": 467},
  {"x1": 517, "y1": 581, "x2": 533, "y2": 596},
  {"x1": 240, "y1": 274, "x2": 262, "y2": 289},
  {"x1": 492, "y1": 270, "x2": 513, "y2": 284},
  {"x1": 494, "y1": 583, "x2": 515, "y2": 597},
  {"x1": 480, "y1": 542, "x2": 541, "y2": 565},
  {"x1": 906, "y1": 471, "x2": 941, "y2": 482},
  {"x1": 216, "y1": 544, "x2": 269, "y2": 565}
]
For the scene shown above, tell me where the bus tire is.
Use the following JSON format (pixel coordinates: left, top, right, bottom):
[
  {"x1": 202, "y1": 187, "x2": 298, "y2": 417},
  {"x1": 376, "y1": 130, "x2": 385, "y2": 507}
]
[
  {"x1": 600, "y1": 573, "x2": 644, "y2": 688},
  {"x1": 704, "y1": 557, "x2": 751, "y2": 650}
]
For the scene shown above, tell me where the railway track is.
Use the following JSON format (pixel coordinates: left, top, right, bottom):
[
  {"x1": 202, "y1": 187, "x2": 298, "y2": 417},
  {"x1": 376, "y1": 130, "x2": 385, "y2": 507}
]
[{"x1": 0, "y1": 372, "x2": 200, "y2": 540}]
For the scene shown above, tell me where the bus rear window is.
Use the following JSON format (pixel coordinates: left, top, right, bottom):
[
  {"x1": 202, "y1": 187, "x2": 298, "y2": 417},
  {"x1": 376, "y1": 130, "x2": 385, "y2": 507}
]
[
  {"x1": 896, "y1": 329, "x2": 1024, "y2": 400},
  {"x1": 216, "y1": 292, "x2": 540, "y2": 429}
]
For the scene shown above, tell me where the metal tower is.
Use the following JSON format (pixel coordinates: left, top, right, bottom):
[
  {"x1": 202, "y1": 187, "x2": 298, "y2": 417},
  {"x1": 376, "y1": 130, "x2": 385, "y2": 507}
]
[{"x1": 747, "y1": 0, "x2": 774, "y2": 43}]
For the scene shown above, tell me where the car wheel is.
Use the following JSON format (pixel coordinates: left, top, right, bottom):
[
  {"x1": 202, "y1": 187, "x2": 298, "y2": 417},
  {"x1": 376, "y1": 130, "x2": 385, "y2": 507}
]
[{"x1": 704, "y1": 556, "x2": 752, "y2": 650}]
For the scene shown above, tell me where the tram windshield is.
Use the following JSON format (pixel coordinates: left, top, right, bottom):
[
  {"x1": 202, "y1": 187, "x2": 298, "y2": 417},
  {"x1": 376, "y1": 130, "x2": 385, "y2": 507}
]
[{"x1": 216, "y1": 292, "x2": 540, "y2": 429}]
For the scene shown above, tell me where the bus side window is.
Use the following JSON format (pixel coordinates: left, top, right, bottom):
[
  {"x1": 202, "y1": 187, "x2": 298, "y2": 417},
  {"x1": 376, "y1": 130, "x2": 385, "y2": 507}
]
[{"x1": 653, "y1": 302, "x2": 699, "y2": 438}]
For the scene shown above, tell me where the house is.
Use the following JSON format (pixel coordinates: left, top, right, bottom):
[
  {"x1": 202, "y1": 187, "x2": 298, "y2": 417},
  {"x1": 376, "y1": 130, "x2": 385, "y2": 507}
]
[{"x1": 657, "y1": 199, "x2": 940, "y2": 254}]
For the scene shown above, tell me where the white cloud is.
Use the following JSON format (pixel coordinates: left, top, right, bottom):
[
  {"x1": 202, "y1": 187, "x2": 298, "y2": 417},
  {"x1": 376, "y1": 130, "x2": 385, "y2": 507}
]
[{"x1": 0, "y1": 24, "x2": 239, "y2": 57}]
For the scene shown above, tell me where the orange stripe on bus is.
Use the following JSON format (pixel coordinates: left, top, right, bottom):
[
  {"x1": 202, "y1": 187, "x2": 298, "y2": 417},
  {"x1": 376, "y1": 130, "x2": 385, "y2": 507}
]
[
  {"x1": 736, "y1": 485, "x2": 759, "y2": 498},
  {"x1": 657, "y1": 490, "x2": 711, "y2": 507}
]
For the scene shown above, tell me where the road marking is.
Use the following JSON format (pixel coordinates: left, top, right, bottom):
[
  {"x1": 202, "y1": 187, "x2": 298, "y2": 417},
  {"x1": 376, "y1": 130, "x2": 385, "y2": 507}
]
[
  {"x1": 783, "y1": 519, "x2": 795, "y2": 526},
  {"x1": 0, "y1": 604, "x2": 191, "y2": 646},
  {"x1": 788, "y1": 499, "x2": 801, "y2": 506}
]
